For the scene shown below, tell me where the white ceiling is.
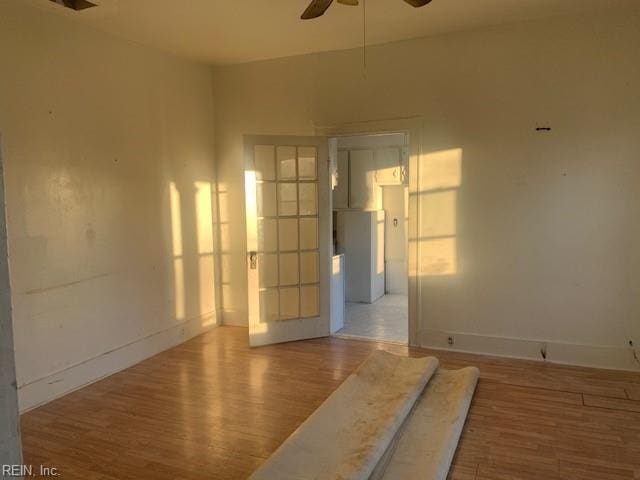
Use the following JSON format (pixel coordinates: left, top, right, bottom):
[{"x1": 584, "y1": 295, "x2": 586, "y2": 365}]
[{"x1": 28, "y1": 0, "x2": 638, "y2": 65}]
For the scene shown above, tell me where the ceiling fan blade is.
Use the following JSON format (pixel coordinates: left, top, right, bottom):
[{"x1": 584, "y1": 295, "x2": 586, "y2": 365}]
[
  {"x1": 403, "y1": 0, "x2": 433, "y2": 7},
  {"x1": 50, "y1": 0, "x2": 97, "y2": 10},
  {"x1": 337, "y1": 0, "x2": 359, "y2": 5},
  {"x1": 301, "y1": 0, "x2": 335, "y2": 19},
  {"x1": 72, "y1": 0, "x2": 97, "y2": 9}
]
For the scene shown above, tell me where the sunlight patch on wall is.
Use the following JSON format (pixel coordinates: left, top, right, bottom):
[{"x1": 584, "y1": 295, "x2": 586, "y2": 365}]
[
  {"x1": 244, "y1": 169, "x2": 269, "y2": 334},
  {"x1": 170, "y1": 182, "x2": 183, "y2": 257},
  {"x1": 169, "y1": 182, "x2": 186, "y2": 320},
  {"x1": 218, "y1": 181, "x2": 232, "y2": 311},
  {"x1": 195, "y1": 182, "x2": 214, "y2": 255},
  {"x1": 245, "y1": 171, "x2": 258, "y2": 251},
  {"x1": 173, "y1": 258, "x2": 185, "y2": 320},
  {"x1": 195, "y1": 181, "x2": 216, "y2": 319},
  {"x1": 416, "y1": 148, "x2": 462, "y2": 277},
  {"x1": 419, "y1": 148, "x2": 462, "y2": 191},
  {"x1": 419, "y1": 190, "x2": 457, "y2": 238},
  {"x1": 419, "y1": 238, "x2": 457, "y2": 276}
]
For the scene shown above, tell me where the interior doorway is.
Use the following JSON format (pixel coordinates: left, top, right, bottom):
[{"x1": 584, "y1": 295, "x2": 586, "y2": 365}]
[{"x1": 329, "y1": 133, "x2": 409, "y2": 344}]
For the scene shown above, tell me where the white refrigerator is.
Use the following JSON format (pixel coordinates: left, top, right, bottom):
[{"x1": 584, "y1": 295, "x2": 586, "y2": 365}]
[{"x1": 335, "y1": 210, "x2": 385, "y2": 304}]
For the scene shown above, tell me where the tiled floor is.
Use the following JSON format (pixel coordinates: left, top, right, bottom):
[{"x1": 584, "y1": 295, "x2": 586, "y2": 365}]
[{"x1": 336, "y1": 294, "x2": 408, "y2": 343}]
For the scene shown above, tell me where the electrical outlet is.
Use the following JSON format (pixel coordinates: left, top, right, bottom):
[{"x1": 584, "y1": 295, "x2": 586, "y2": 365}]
[{"x1": 447, "y1": 336, "x2": 454, "y2": 346}]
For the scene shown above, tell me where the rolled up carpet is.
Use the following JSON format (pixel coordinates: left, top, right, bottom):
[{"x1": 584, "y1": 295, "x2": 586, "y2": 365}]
[
  {"x1": 373, "y1": 367, "x2": 480, "y2": 480},
  {"x1": 248, "y1": 350, "x2": 439, "y2": 480}
]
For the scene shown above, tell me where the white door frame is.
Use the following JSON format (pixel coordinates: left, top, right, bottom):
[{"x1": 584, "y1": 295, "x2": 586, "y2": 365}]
[
  {"x1": 0, "y1": 134, "x2": 22, "y2": 463},
  {"x1": 316, "y1": 117, "x2": 423, "y2": 347}
]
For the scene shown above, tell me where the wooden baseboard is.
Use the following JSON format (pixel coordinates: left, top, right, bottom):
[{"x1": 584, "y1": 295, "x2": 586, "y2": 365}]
[
  {"x1": 220, "y1": 308, "x2": 249, "y2": 327},
  {"x1": 18, "y1": 312, "x2": 218, "y2": 412},
  {"x1": 418, "y1": 329, "x2": 639, "y2": 372}
]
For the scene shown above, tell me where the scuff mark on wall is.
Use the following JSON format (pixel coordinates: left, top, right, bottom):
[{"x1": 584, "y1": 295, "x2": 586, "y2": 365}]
[
  {"x1": 24, "y1": 271, "x2": 113, "y2": 295},
  {"x1": 85, "y1": 224, "x2": 96, "y2": 246}
]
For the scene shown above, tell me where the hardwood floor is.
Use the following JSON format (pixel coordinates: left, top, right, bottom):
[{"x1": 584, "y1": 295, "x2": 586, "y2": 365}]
[{"x1": 21, "y1": 326, "x2": 640, "y2": 480}]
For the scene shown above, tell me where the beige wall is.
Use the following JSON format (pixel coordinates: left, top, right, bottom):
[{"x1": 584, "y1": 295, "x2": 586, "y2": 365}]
[
  {"x1": 0, "y1": 2, "x2": 219, "y2": 410},
  {"x1": 214, "y1": 9, "x2": 640, "y2": 369}
]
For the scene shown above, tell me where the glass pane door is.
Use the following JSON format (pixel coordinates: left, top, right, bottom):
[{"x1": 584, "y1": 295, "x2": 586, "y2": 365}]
[{"x1": 255, "y1": 144, "x2": 320, "y2": 324}]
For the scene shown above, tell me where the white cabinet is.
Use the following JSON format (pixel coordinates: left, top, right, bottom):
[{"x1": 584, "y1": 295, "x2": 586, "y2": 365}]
[
  {"x1": 334, "y1": 143, "x2": 404, "y2": 209},
  {"x1": 349, "y1": 149, "x2": 379, "y2": 210},
  {"x1": 375, "y1": 147, "x2": 404, "y2": 185},
  {"x1": 336, "y1": 210, "x2": 385, "y2": 303}
]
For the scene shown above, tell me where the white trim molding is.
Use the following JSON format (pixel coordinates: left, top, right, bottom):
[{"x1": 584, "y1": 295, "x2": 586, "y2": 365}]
[
  {"x1": 315, "y1": 116, "x2": 423, "y2": 347},
  {"x1": 18, "y1": 312, "x2": 218, "y2": 412},
  {"x1": 418, "y1": 329, "x2": 640, "y2": 372},
  {"x1": 221, "y1": 307, "x2": 249, "y2": 327}
]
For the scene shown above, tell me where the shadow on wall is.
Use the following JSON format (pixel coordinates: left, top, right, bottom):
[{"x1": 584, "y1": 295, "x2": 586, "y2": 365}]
[
  {"x1": 411, "y1": 148, "x2": 462, "y2": 278},
  {"x1": 168, "y1": 180, "x2": 218, "y2": 327}
]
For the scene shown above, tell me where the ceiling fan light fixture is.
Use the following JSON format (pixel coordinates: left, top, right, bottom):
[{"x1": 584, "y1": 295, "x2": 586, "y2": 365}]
[{"x1": 403, "y1": 0, "x2": 433, "y2": 7}]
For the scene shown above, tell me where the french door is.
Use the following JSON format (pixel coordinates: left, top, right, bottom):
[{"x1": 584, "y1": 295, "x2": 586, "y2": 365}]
[{"x1": 244, "y1": 135, "x2": 331, "y2": 346}]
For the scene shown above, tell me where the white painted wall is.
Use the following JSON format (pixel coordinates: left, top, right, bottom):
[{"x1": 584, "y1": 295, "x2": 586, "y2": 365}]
[
  {"x1": 0, "y1": 2, "x2": 219, "y2": 410},
  {"x1": 213, "y1": 8, "x2": 640, "y2": 369}
]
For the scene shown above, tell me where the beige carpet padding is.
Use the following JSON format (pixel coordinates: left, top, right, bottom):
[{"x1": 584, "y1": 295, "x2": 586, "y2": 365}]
[
  {"x1": 249, "y1": 351, "x2": 479, "y2": 480},
  {"x1": 248, "y1": 350, "x2": 439, "y2": 480},
  {"x1": 376, "y1": 367, "x2": 480, "y2": 480}
]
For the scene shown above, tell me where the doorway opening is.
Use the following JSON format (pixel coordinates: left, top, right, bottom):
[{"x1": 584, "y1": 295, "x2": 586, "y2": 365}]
[{"x1": 329, "y1": 132, "x2": 409, "y2": 344}]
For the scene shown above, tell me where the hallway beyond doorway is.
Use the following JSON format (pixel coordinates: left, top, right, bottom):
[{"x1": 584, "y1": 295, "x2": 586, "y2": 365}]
[{"x1": 336, "y1": 294, "x2": 408, "y2": 343}]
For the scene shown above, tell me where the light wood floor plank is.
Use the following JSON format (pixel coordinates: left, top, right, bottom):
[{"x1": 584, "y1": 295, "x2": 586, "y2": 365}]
[{"x1": 21, "y1": 326, "x2": 640, "y2": 479}]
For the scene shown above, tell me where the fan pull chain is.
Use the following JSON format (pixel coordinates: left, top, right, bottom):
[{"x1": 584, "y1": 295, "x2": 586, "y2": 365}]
[{"x1": 362, "y1": 0, "x2": 367, "y2": 77}]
